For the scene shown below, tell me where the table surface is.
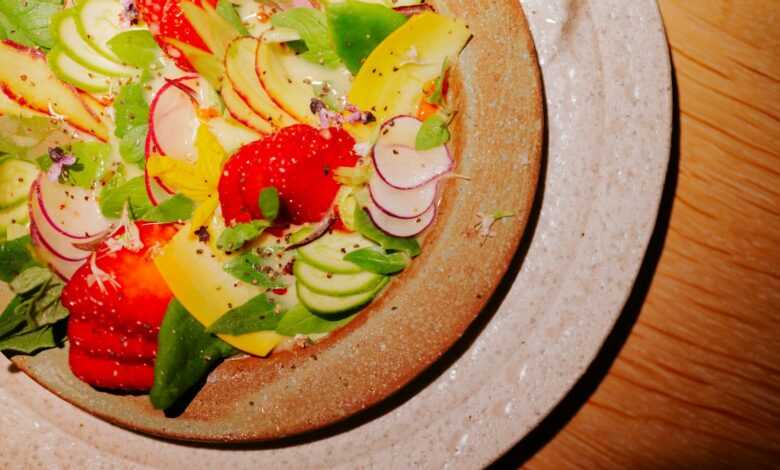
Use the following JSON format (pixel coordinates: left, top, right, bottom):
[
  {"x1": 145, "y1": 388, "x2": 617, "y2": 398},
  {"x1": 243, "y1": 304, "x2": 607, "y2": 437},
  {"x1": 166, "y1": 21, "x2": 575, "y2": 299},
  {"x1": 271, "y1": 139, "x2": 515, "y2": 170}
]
[{"x1": 496, "y1": 1, "x2": 780, "y2": 468}]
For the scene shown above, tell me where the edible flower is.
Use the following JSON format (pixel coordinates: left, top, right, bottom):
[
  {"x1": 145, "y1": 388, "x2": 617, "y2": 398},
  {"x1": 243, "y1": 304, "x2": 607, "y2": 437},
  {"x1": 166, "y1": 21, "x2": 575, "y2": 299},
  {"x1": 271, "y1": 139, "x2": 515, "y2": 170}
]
[{"x1": 46, "y1": 147, "x2": 76, "y2": 182}]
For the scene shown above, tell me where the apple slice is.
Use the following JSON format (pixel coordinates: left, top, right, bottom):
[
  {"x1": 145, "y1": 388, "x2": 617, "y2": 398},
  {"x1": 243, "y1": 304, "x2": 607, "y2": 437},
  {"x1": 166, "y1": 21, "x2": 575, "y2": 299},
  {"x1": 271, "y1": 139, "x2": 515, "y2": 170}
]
[
  {"x1": 149, "y1": 77, "x2": 200, "y2": 161},
  {"x1": 225, "y1": 37, "x2": 295, "y2": 129},
  {"x1": 0, "y1": 41, "x2": 109, "y2": 141}
]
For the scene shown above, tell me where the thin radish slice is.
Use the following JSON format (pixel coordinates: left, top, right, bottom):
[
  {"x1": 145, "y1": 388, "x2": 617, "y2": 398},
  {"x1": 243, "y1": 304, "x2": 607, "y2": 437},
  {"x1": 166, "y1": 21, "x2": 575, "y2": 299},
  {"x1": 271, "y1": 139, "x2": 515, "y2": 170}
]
[
  {"x1": 35, "y1": 176, "x2": 114, "y2": 239},
  {"x1": 30, "y1": 186, "x2": 96, "y2": 261},
  {"x1": 368, "y1": 172, "x2": 437, "y2": 219},
  {"x1": 30, "y1": 220, "x2": 87, "y2": 280},
  {"x1": 364, "y1": 200, "x2": 436, "y2": 238},
  {"x1": 149, "y1": 77, "x2": 200, "y2": 161},
  {"x1": 144, "y1": 130, "x2": 174, "y2": 205},
  {"x1": 373, "y1": 116, "x2": 453, "y2": 189}
]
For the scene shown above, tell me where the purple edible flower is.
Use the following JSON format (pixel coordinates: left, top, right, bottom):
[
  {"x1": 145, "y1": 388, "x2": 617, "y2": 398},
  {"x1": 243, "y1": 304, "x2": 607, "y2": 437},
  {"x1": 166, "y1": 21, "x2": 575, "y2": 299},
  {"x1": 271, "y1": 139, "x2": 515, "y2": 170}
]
[{"x1": 47, "y1": 147, "x2": 76, "y2": 182}]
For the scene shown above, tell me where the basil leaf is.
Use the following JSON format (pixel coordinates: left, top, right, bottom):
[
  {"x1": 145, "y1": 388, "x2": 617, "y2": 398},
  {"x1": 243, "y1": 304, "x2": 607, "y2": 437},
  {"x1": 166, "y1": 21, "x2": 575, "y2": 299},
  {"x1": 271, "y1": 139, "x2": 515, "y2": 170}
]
[
  {"x1": 67, "y1": 141, "x2": 111, "y2": 189},
  {"x1": 259, "y1": 187, "x2": 279, "y2": 221},
  {"x1": 113, "y1": 83, "x2": 150, "y2": 139},
  {"x1": 9, "y1": 267, "x2": 51, "y2": 295},
  {"x1": 0, "y1": 324, "x2": 60, "y2": 354},
  {"x1": 119, "y1": 123, "x2": 148, "y2": 165},
  {"x1": 223, "y1": 252, "x2": 286, "y2": 289},
  {"x1": 271, "y1": 8, "x2": 341, "y2": 68},
  {"x1": 107, "y1": 29, "x2": 161, "y2": 69},
  {"x1": 33, "y1": 284, "x2": 68, "y2": 326},
  {"x1": 151, "y1": 299, "x2": 236, "y2": 410},
  {"x1": 0, "y1": 235, "x2": 39, "y2": 282},
  {"x1": 353, "y1": 206, "x2": 421, "y2": 257},
  {"x1": 206, "y1": 294, "x2": 280, "y2": 335},
  {"x1": 0, "y1": 296, "x2": 25, "y2": 338},
  {"x1": 0, "y1": 0, "x2": 62, "y2": 50},
  {"x1": 216, "y1": 0, "x2": 248, "y2": 35},
  {"x1": 276, "y1": 303, "x2": 355, "y2": 336},
  {"x1": 216, "y1": 220, "x2": 271, "y2": 252},
  {"x1": 343, "y1": 247, "x2": 409, "y2": 274},
  {"x1": 141, "y1": 194, "x2": 194, "y2": 223},
  {"x1": 415, "y1": 114, "x2": 450, "y2": 151},
  {"x1": 99, "y1": 176, "x2": 153, "y2": 219}
]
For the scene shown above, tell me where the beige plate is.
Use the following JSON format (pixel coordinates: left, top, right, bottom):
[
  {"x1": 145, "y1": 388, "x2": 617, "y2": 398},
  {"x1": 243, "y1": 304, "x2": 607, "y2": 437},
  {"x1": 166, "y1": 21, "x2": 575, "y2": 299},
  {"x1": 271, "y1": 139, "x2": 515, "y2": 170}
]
[{"x1": 0, "y1": 0, "x2": 671, "y2": 467}]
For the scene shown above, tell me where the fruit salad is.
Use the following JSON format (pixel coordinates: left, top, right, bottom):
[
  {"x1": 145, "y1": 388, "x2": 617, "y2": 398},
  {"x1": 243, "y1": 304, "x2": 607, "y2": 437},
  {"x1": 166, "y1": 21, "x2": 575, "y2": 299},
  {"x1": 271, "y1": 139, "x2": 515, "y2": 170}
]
[{"x1": 0, "y1": 0, "x2": 471, "y2": 410}]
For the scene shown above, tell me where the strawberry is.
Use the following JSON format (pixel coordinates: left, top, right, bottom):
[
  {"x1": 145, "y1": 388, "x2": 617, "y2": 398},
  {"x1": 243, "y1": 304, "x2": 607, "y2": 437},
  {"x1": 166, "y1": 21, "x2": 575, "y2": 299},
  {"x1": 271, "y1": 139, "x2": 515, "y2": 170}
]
[
  {"x1": 219, "y1": 125, "x2": 359, "y2": 227},
  {"x1": 62, "y1": 222, "x2": 179, "y2": 391},
  {"x1": 135, "y1": 0, "x2": 169, "y2": 30}
]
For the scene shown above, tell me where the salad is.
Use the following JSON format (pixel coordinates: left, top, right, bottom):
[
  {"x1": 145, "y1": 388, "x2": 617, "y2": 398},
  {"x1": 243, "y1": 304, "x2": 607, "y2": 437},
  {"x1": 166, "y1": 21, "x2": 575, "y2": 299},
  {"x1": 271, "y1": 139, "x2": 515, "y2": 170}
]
[{"x1": 0, "y1": 0, "x2": 471, "y2": 411}]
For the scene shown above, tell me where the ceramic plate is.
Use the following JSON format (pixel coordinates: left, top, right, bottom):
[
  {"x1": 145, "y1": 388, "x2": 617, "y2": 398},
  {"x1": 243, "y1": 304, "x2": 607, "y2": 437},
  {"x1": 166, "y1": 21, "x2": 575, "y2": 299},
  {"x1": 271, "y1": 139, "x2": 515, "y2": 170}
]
[{"x1": 0, "y1": 0, "x2": 671, "y2": 467}]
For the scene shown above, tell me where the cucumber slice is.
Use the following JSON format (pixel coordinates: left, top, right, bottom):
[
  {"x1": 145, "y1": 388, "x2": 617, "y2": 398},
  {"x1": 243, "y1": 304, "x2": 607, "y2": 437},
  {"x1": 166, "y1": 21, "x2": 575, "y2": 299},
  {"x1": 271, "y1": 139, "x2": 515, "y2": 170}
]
[
  {"x1": 0, "y1": 203, "x2": 29, "y2": 230},
  {"x1": 297, "y1": 232, "x2": 376, "y2": 274},
  {"x1": 77, "y1": 0, "x2": 126, "y2": 63},
  {"x1": 53, "y1": 10, "x2": 135, "y2": 77},
  {"x1": 0, "y1": 158, "x2": 38, "y2": 210},
  {"x1": 48, "y1": 46, "x2": 113, "y2": 93},
  {"x1": 294, "y1": 260, "x2": 384, "y2": 297},
  {"x1": 298, "y1": 277, "x2": 389, "y2": 315}
]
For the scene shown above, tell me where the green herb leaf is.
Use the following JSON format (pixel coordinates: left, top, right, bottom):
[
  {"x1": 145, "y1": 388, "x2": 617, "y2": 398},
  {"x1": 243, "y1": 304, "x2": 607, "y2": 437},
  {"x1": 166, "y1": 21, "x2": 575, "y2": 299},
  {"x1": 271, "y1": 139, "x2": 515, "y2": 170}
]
[
  {"x1": 206, "y1": 294, "x2": 280, "y2": 335},
  {"x1": 223, "y1": 252, "x2": 286, "y2": 289},
  {"x1": 151, "y1": 299, "x2": 236, "y2": 410},
  {"x1": 276, "y1": 303, "x2": 355, "y2": 336},
  {"x1": 258, "y1": 187, "x2": 279, "y2": 221},
  {"x1": 216, "y1": 0, "x2": 248, "y2": 35},
  {"x1": 107, "y1": 29, "x2": 161, "y2": 69},
  {"x1": 0, "y1": 235, "x2": 39, "y2": 282},
  {"x1": 415, "y1": 114, "x2": 450, "y2": 151},
  {"x1": 426, "y1": 58, "x2": 449, "y2": 105},
  {"x1": 343, "y1": 247, "x2": 409, "y2": 274},
  {"x1": 0, "y1": 296, "x2": 25, "y2": 338},
  {"x1": 0, "y1": 324, "x2": 60, "y2": 354},
  {"x1": 0, "y1": 0, "x2": 62, "y2": 50},
  {"x1": 141, "y1": 194, "x2": 194, "y2": 223},
  {"x1": 271, "y1": 8, "x2": 341, "y2": 68},
  {"x1": 9, "y1": 266, "x2": 51, "y2": 294},
  {"x1": 216, "y1": 220, "x2": 271, "y2": 252},
  {"x1": 66, "y1": 141, "x2": 111, "y2": 188},
  {"x1": 32, "y1": 283, "x2": 67, "y2": 326},
  {"x1": 99, "y1": 176, "x2": 153, "y2": 219},
  {"x1": 113, "y1": 82, "x2": 150, "y2": 139},
  {"x1": 119, "y1": 123, "x2": 148, "y2": 165},
  {"x1": 354, "y1": 206, "x2": 421, "y2": 257}
]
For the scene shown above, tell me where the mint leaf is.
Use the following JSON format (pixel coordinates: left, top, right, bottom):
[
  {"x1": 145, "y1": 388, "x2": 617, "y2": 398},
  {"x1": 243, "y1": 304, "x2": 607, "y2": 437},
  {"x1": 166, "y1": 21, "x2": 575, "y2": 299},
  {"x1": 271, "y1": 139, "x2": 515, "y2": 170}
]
[
  {"x1": 276, "y1": 303, "x2": 355, "y2": 336},
  {"x1": 119, "y1": 123, "x2": 148, "y2": 165},
  {"x1": 0, "y1": 0, "x2": 62, "y2": 50},
  {"x1": 66, "y1": 141, "x2": 111, "y2": 189},
  {"x1": 259, "y1": 187, "x2": 279, "y2": 221},
  {"x1": 216, "y1": 220, "x2": 271, "y2": 252},
  {"x1": 343, "y1": 247, "x2": 409, "y2": 274},
  {"x1": 0, "y1": 324, "x2": 60, "y2": 354},
  {"x1": 271, "y1": 8, "x2": 341, "y2": 68},
  {"x1": 0, "y1": 235, "x2": 39, "y2": 282},
  {"x1": 99, "y1": 176, "x2": 153, "y2": 219},
  {"x1": 415, "y1": 114, "x2": 450, "y2": 151},
  {"x1": 151, "y1": 299, "x2": 236, "y2": 410},
  {"x1": 114, "y1": 83, "x2": 150, "y2": 139},
  {"x1": 216, "y1": 0, "x2": 248, "y2": 35},
  {"x1": 223, "y1": 252, "x2": 286, "y2": 289},
  {"x1": 354, "y1": 206, "x2": 421, "y2": 257},
  {"x1": 141, "y1": 194, "x2": 194, "y2": 223},
  {"x1": 206, "y1": 294, "x2": 280, "y2": 335},
  {"x1": 107, "y1": 29, "x2": 161, "y2": 69}
]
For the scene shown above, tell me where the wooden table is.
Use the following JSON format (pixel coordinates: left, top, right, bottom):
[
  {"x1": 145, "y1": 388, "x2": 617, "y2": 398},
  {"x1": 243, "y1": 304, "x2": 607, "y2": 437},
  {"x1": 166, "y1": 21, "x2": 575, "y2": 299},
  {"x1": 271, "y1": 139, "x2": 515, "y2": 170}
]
[{"x1": 496, "y1": 1, "x2": 780, "y2": 468}]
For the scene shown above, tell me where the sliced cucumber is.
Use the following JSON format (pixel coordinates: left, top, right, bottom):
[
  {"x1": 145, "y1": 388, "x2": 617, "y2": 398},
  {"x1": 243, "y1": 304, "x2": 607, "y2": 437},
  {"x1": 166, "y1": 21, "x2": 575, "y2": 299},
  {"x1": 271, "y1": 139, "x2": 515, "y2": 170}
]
[
  {"x1": 294, "y1": 260, "x2": 384, "y2": 297},
  {"x1": 48, "y1": 45, "x2": 113, "y2": 93},
  {"x1": 298, "y1": 277, "x2": 389, "y2": 315},
  {"x1": 297, "y1": 232, "x2": 376, "y2": 274},
  {"x1": 77, "y1": 0, "x2": 126, "y2": 63},
  {"x1": 53, "y1": 10, "x2": 135, "y2": 77},
  {"x1": 0, "y1": 158, "x2": 38, "y2": 210},
  {"x1": 0, "y1": 203, "x2": 29, "y2": 230}
]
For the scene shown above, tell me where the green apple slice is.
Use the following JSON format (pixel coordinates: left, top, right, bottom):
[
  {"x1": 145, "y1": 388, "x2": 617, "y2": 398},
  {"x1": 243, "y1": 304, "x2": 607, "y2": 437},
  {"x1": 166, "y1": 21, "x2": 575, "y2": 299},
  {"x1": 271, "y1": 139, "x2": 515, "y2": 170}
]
[
  {"x1": 0, "y1": 158, "x2": 39, "y2": 210},
  {"x1": 76, "y1": 0, "x2": 126, "y2": 63},
  {"x1": 48, "y1": 45, "x2": 113, "y2": 93},
  {"x1": 53, "y1": 10, "x2": 135, "y2": 77}
]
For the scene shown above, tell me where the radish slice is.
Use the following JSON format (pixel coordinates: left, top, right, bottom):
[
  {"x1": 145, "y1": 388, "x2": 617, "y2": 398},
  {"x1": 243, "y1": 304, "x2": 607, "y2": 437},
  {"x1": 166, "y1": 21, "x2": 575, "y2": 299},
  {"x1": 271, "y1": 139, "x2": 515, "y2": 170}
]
[
  {"x1": 149, "y1": 77, "x2": 200, "y2": 161},
  {"x1": 30, "y1": 220, "x2": 87, "y2": 280},
  {"x1": 30, "y1": 186, "x2": 94, "y2": 261},
  {"x1": 373, "y1": 116, "x2": 453, "y2": 190},
  {"x1": 365, "y1": 200, "x2": 436, "y2": 238},
  {"x1": 368, "y1": 172, "x2": 437, "y2": 219},
  {"x1": 34, "y1": 176, "x2": 114, "y2": 239},
  {"x1": 144, "y1": 130, "x2": 174, "y2": 205}
]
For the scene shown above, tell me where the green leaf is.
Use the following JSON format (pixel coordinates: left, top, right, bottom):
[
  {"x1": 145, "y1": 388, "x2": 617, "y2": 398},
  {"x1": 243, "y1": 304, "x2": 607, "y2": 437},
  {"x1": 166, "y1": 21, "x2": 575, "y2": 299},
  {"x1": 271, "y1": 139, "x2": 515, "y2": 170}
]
[
  {"x1": 258, "y1": 187, "x2": 279, "y2": 221},
  {"x1": 353, "y1": 205, "x2": 421, "y2": 257},
  {"x1": 216, "y1": 220, "x2": 271, "y2": 252},
  {"x1": 66, "y1": 141, "x2": 111, "y2": 188},
  {"x1": 107, "y1": 29, "x2": 161, "y2": 69},
  {"x1": 119, "y1": 123, "x2": 148, "y2": 166},
  {"x1": 141, "y1": 194, "x2": 194, "y2": 223},
  {"x1": 0, "y1": 324, "x2": 59, "y2": 354},
  {"x1": 99, "y1": 176, "x2": 153, "y2": 219},
  {"x1": 223, "y1": 252, "x2": 286, "y2": 289},
  {"x1": 415, "y1": 114, "x2": 450, "y2": 151},
  {"x1": 216, "y1": 0, "x2": 248, "y2": 35},
  {"x1": 326, "y1": 0, "x2": 407, "y2": 74},
  {"x1": 271, "y1": 8, "x2": 341, "y2": 68},
  {"x1": 32, "y1": 284, "x2": 67, "y2": 326},
  {"x1": 0, "y1": 0, "x2": 62, "y2": 50},
  {"x1": 9, "y1": 266, "x2": 51, "y2": 294},
  {"x1": 0, "y1": 296, "x2": 25, "y2": 338},
  {"x1": 426, "y1": 58, "x2": 449, "y2": 105},
  {"x1": 113, "y1": 83, "x2": 150, "y2": 139},
  {"x1": 0, "y1": 235, "x2": 39, "y2": 283},
  {"x1": 206, "y1": 294, "x2": 280, "y2": 335},
  {"x1": 343, "y1": 247, "x2": 409, "y2": 274},
  {"x1": 151, "y1": 299, "x2": 236, "y2": 410},
  {"x1": 276, "y1": 303, "x2": 355, "y2": 337}
]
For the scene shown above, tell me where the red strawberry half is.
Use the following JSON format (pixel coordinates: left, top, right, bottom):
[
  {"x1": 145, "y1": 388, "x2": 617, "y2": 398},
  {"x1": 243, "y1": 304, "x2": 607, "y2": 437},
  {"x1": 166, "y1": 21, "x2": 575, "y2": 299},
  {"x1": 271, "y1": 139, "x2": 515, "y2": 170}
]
[
  {"x1": 219, "y1": 125, "x2": 359, "y2": 227},
  {"x1": 62, "y1": 222, "x2": 179, "y2": 391}
]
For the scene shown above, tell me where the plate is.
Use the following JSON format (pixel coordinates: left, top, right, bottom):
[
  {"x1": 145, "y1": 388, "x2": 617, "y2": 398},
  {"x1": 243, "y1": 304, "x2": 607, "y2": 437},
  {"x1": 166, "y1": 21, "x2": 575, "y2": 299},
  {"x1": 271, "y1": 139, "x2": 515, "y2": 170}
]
[{"x1": 0, "y1": 0, "x2": 671, "y2": 467}]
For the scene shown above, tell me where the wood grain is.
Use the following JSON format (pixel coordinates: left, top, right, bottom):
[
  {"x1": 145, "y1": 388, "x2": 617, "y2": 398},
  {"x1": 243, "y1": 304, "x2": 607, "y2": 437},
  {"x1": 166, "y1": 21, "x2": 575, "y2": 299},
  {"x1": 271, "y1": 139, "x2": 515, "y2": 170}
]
[{"x1": 497, "y1": 1, "x2": 780, "y2": 468}]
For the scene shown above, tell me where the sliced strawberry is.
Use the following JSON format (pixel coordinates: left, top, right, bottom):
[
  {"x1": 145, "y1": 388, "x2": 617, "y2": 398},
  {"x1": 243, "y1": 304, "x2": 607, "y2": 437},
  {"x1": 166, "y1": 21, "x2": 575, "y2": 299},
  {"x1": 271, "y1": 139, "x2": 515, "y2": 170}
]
[
  {"x1": 68, "y1": 318, "x2": 158, "y2": 362},
  {"x1": 135, "y1": 0, "x2": 170, "y2": 32},
  {"x1": 69, "y1": 348, "x2": 155, "y2": 391},
  {"x1": 218, "y1": 146, "x2": 257, "y2": 225}
]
